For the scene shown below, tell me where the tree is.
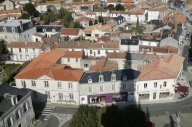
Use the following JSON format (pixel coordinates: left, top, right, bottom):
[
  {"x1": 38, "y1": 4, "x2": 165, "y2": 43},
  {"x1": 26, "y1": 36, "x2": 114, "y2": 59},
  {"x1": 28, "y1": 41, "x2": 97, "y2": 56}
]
[
  {"x1": 115, "y1": 4, "x2": 124, "y2": 11},
  {"x1": 98, "y1": 16, "x2": 104, "y2": 24},
  {"x1": 70, "y1": 105, "x2": 98, "y2": 127},
  {"x1": 23, "y1": 3, "x2": 39, "y2": 17},
  {"x1": 89, "y1": 20, "x2": 93, "y2": 26},
  {"x1": 107, "y1": 4, "x2": 115, "y2": 11},
  {"x1": 19, "y1": 13, "x2": 30, "y2": 19},
  {"x1": 0, "y1": 40, "x2": 8, "y2": 55},
  {"x1": 94, "y1": 20, "x2": 98, "y2": 24}
]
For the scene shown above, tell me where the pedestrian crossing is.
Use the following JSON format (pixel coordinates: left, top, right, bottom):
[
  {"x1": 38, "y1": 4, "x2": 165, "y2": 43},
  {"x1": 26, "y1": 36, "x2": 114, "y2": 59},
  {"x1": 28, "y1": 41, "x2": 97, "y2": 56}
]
[{"x1": 42, "y1": 105, "x2": 54, "y2": 121}]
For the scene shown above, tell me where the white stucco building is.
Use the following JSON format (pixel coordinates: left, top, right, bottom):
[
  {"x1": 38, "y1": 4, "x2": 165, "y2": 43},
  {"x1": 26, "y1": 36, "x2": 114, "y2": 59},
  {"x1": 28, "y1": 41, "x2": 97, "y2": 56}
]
[
  {"x1": 14, "y1": 49, "x2": 84, "y2": 105},
  {"x1": 135, "y1": 54, "x2": 184, "y2": 103},
  {"x1": 7, "y1": 42, "x2": 43, "y2": 61}
]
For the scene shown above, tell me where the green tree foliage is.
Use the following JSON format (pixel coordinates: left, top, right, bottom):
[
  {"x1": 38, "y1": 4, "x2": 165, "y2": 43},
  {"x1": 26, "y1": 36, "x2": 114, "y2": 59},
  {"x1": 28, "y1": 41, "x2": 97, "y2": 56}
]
[
  {"x1": 23, "y1": 3, "x2": 39, "y2": 17},
  {"x1": 0, "y1": 40, "x2": 8, "y2": 55},
  {"x1": 107, "y1": 4, "x2": 115, "y2": 11},
  {"x1": 98, "y1": 16, "x2": 104, "y2": 24},
  {"x1": 70, "y1": 105, "x2": 98, "y2": 127},
  {"x1": 93, "y1": 4, "x2": 99, "y2": 11},
  {"x1": 132, "y1": 17, "x2": 144, "y2": 35},
  {"x1": 89, "y1": 20, "x2": 93, "y2": 26},
  {"x1": 94, "y1": 20, "x2": 98, "y2": 24},
  {"x1": 19, "y1": 13, "x2": 30, "y2": 19},
  {"x1": 42, "y1": 11, "x2": 58, "y2": 23},
  {"x1": 70, "y1": 104, "x2": 147, "y2": 127},
  {"x1": 115, "y1": 4, "x2": 125, "y2": 11}
]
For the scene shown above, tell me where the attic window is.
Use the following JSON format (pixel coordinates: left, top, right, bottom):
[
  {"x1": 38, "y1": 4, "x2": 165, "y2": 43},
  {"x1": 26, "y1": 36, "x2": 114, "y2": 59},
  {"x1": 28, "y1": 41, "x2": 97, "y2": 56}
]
[
  {"x1": 99, "y1": 74, "x2": 104, "y2": 82},
  {"x1": 3, "y1": 26, "x2": 7, "y2": 32},
  {"x1": 88, "y1": 77, "x2": 92, "y2": 83},
  {"x1": 111, "y1": 73, "x2": 116, "y2": 81},
  {"x1": 123, "y1": 75, "x2": 127, "y2": 80},
  {"x1": 43, "y1": 28, "x2": 46, "y2": 32},
  {"x1": 52, "y1": 29, "x2": 56, "y2": 32}
]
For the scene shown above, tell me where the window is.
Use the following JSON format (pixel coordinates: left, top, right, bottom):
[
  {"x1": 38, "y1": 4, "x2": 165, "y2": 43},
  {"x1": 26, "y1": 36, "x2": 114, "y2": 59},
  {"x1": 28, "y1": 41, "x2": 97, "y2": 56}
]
[
  {"x1": 7, "y1": 117, "x2": 12, "y2": 127},
  {"x1": 123, "y1": 75, "x2": 127, "y2": 80},
  {"x1": 112, "y1": 84, "x2": 115, "y2": 90},
  {"x1": 44, "y1": 81, "x2": 49, "y2": 87},
  {"x1": 33, "y1": 48, "x2": 35, "y2": 53},
  {"x1": 105, "y1": 50, "x2": 108, "y2": 54},
  {"x1": 19, "y1": 48, "x2": 22, "y2": 52},
  {"x1": 163, "y1": 82, "x2": 167, "y2": 87},
  {"x1": 84, "y1": 64, "x2": 88, "y2": 67},
  {"x1": 58, "y1": 93, "x2": 63, "y2": 100},
  {"x1": 31, "y1": 81, "x2": 36, "y2": 87},
  {"x1": 23, "y1": 102, "x2": 28, "y2": 113},
  {"x1": 68, "y1": 83, "x2": 73, "y2": 89},
  {"x1": 68, "y1": 58, "x2": 70, "y2": 62},
  {"x1": 15, "y1": 109, "x2": 21, "y2": 120},
  {"x1": 100, "y1": 85, "x2": 103, "y2": 92},
  {"x1": 111, "y1": 73, "x2": 116, "y2": 81},
  {"x1": 21, "y1": 81, "x2": 26, "y2": 88},
  {"x1": 144, "y1": 83, "x2": 147, "y2": 88},
  {"x1": 3, "y1": 26, "x2": 7, "y2": 32},
  {"x1": 12, "y1": 27, "x2": 15, "y2": 33},
  {"x1": 89, "y1": 86, "x2": 92, "y2": 92},
  {"x1": 99, "y1": 75, "x2": 104, "y2": 82},
  {"x1": 76, "y1": 58, "x2": 78, "y2": 62},
  {"x1": 45, "y1": 91, "x2": 50, "y2": 99},
  {"x1": 122, "y1": 83, "x2": 126, "y2": 89},
  {"x1": 25, "y1": 48, "x2": 28, "y2": 53},
  {"x1": 98, "y1": 50, "x2": 100, "y2": 54},
  {"x1": 69, "y1": 93, "x2": 74, "y2": 100},
  {"x1": 88, "y1": 78, "x2": 92, "y2": 83},
  {"x1": 58, "y1": 82, "x2": 62, "y2": 89},
  {"x1": 154, "y1": 82, "x2": 157, "y2": 88},
  {"x1": 90, "y1": 50, "x2": 92, "y2": 54}
]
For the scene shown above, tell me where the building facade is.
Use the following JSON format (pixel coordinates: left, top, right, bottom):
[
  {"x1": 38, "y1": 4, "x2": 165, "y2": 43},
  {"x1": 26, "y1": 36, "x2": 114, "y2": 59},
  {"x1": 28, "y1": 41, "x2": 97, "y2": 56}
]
[{"x1": 0, "y1": 84, "x2": 35, "y2": 127}]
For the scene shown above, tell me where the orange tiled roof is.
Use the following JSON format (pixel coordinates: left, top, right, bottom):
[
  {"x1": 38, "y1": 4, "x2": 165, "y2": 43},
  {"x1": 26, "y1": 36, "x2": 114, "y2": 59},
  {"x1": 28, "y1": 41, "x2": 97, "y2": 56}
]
[
  {"x1": 61, "y1": 28, "x2": 80, "y2": 36},
  {"x1": 64, "y1": 51, "x2": 84, "y2": 58},
  {"x1": 138, "y1": 54, "x2": 184, "y2": 81},
  {"x1": 77, "y1": 16, "x2": 94, "y2": 22},
  {"x1": 7, "y1": 42, "x2": 43, "y2": 48},
  {"x1": 15, "y1": 49, "x2": 84, "y2": 81},
  {"x1": 0, "y1": 9, "x2": 21, "y2": 14},
  {"x1": 84, "y1": 23, "x2": 116, "y2": 33}
]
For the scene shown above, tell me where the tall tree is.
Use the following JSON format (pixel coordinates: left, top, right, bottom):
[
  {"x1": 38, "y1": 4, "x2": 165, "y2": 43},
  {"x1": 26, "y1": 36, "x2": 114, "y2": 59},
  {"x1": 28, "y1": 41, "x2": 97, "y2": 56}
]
[
  {"x1": 23, "y1": 3, "x2": 39, "y2": 17},
  {"x1": 107, "y1": 4, "x2": 115, "y2": 11},
  {"x1": 89, "y1": 20, "x2": 93, "y2": 26},
  {"x1": 0, "y1": 40, "x2": 8, "y2": 55},
  {"x1": 70, "y1": 105, "x2": 98, "y2": 127},
  {"x1": 115, "y1": 4, "x2": 124, "y2": 11}
]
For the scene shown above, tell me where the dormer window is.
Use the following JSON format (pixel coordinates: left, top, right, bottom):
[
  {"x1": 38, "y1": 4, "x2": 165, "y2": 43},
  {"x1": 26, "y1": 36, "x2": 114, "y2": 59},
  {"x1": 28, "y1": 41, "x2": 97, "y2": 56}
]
[
  {"x1": 3, "y1": 26, "x2": 7, "y2": 32},
  {"x1": 99, "y1": 74, "x2": 104, "y2": 82},
  {"x1": 123, "y1": 75, "x2": 127, "y2": 80},
  {"x1": 52, "y1": 29, "x2": 56, "y2": 32},
  {"x1": 111, "y1": 73, "x2": 116, "y2": 81},
  {"x1": 88, "y1": 78, "x2": 92, "y2": 83},
  {"x1": 12, "y1": 27, "x2": 15, "y2": 33},
  {"x1": 43, "y1": 28, "x2": 46, "y2": 32}
]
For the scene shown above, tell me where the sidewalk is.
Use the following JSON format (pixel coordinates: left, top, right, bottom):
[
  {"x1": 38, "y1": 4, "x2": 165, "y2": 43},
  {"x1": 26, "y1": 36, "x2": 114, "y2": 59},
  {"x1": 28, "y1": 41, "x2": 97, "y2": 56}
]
[
  {"x1": 49, "y1": 103, "x2": 79, "y2": 109},
  {"x1": 151, "y1": 113, "x2": 192, "y2": 127}
]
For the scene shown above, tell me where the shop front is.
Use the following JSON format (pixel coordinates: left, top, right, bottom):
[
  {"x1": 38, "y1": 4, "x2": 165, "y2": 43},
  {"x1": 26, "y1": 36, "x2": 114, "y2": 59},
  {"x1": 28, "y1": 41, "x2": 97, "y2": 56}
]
[{"x1": 88, "y1": 92, "x2": 128, "y2": 104}]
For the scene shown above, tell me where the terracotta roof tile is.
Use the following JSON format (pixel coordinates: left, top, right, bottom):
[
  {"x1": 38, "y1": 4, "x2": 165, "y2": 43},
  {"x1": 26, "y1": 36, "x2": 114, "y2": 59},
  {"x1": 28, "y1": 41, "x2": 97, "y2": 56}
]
[
  {"x1": 15, "y1": 49, "x2": 84, "y2": 81},
  {"x1": 7, "y1": 42, "x2": 43, "y2": 48},
  {"x1": 138, "y1": 54, "x2": 184, "y2": 81},
  {"x1": 61, "y1": 28, "x2": 80, "y2": 36},
  {"x1": 64, "y1": 51, "x2": 84, "y2": 58}
]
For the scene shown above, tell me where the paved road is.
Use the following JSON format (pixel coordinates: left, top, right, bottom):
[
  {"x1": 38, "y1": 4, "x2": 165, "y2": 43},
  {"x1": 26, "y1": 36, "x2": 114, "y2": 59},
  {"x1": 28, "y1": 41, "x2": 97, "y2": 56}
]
[
  {"x1": 43, "y1": 115, "x2": 59, "y2": 127},
  {"x1": 141, "y1": 95, "x2": 192, "y2": 116}
]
